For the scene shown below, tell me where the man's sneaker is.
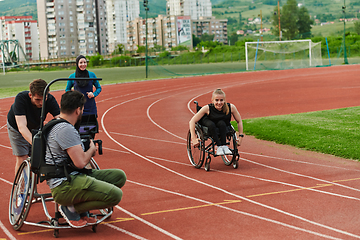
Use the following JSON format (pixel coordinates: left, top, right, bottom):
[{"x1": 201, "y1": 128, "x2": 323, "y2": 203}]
[
  {"x1": 222, "y1": 145, "x2": 232, "y2": 155},
  {"x1": 58, "y1": 205, "x2": 87, "y2": 228},
  {"x1": 216, "y1": 146, "x2": 224, "y2": 156},
  {"x1": 80, "y1": 212, "x2": 97, "y2": 225}
]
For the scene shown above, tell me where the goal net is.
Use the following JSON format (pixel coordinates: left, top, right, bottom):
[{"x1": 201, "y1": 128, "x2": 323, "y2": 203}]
[{"x1": 245, "y1": 39, "x2": 323, "y2": 71}]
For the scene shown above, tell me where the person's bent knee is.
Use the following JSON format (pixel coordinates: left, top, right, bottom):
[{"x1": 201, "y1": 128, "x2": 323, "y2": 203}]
[
  {"x1": 107, "y1": 186, "x2": 123, "y2": 207},
  {"x1": 115, "y1": 169, "x2": 127, "y2": 188}
]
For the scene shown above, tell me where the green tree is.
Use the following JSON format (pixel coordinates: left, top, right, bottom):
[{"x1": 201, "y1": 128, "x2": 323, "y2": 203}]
[
  {"x1": 281, "y1": 0, "x2": 298, "y2": 40},
  {"x1": 229, "y1": 32, "x2": 238, "y2": 46},
  {"x1": 136, "y1": 45, "x2": 146, "y2": 53},
  {"x1": 355, "y1": 21, "x2": 360, "y2": 35},
  {"x1": 192, "y1": 34, "x2": 201, "y2": 48},
  {"x1": 196, "y1": 40, "x2": 222, "y2": 50},
  {"x1": 200, "y1": 33, "x2": 215, "y2": 42},
  {"x1": 271, "y1": 0, "x2": 313, "y2": 40},
  {"x1": 297, "y1": 6, "x2": 313, "y2": 39},
  {"x1": 112, "y1": 44, "x2": 124, "y2": 55},
  {"x1": 88, "y1": 54, "x2": 103, "y2": 67}
]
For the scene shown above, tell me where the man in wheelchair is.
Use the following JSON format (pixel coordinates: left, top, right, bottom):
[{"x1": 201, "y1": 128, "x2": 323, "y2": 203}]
[
  {"x1": 189, "y1": 88, "x2": 244, "y2": 155},
  {"x1": 43, "y1": 91, "x2": 126, "y2": 228}
]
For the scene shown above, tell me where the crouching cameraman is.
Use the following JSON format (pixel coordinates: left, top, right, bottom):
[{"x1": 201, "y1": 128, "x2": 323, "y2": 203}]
[{"x1": 45, "y1": 90, "x2": 126, "y2": 228}]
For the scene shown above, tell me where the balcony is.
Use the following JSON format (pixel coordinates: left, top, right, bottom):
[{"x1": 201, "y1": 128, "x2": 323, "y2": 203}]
[
  {"x1": 46, "y1": 14, "x2": 55, "y2": 19},
  {"x1": 46, "y1": 1, "x2": 54, "y2": 7}
]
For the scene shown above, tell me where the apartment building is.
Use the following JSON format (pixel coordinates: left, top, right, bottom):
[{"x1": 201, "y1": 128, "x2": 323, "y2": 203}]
[
  {"x1": 192, "y1": 16, "x2": 228, "y2": 44},
  {"x1": 127, "y1": 15, "x2": 192, "y2": 52},
  {"x1": 126, "y1": 17, "x2": 162, "y2": 52},
  {"x1": 106, "y1": 0, "x2": 139, "y2": 54},
  {"x1": 166, "y1": 0, "x2": 212, "y2": 20},
  {"x1": 37, "y1": 0, "x2": 107, "y2": 60},
  {"x1": 0, "y1": 16, "x2": 39, "y2": 61}
]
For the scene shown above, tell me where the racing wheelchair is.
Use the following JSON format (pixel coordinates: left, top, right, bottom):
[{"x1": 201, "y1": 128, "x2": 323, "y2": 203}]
[
  {"x1": 8, "y1": 78, "x2": 109, "y2": 237},
  {"x1": 187, "y1": 101, "x2": 240, "y2": 171}
]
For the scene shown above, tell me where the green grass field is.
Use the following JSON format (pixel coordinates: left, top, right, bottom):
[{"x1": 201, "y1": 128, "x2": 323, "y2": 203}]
[{"x1": 236, "y1": 107, "x2": 360, "y2": 161}]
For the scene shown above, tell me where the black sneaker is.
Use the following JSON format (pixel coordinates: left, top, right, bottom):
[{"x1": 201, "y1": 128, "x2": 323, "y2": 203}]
[{"x1": 58, "y1": 205, "x2": 87, "y2": 228}]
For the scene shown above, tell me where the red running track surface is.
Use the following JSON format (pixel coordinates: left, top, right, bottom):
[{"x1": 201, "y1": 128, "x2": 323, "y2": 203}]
[{"x1": 0, "y1": 65, "x2": 360, "y2": 239}]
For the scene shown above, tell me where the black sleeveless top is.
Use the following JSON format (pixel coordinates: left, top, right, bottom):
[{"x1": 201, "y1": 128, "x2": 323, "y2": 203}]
[{"x1": 206, "y1": 103, "x2": 231, "y2": 125}]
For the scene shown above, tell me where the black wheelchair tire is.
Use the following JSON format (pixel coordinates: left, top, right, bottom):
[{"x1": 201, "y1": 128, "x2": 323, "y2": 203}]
[
  {"x1": 187, "y1": 125, "x2": 205, "y2": 169},
  {"x1": 9, "y1": 159, "x2": 35, "y2": 230},
  {"x1": 221, "y1": 131, "x2": 238, "y2": 166}
]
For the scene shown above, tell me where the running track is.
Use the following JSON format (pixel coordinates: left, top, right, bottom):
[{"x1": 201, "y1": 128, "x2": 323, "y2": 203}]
[{"x1": 0, "y1": 65, "x2": 360, "y2": 239}]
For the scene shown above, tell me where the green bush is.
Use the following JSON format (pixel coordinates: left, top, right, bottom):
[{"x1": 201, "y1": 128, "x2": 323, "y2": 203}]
[{"x1": 88, "y1": 54, "x2": 103, "y2": 67}]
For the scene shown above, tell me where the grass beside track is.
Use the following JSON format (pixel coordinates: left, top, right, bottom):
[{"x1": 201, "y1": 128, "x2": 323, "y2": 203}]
[{"x1": 235, "y1": 107, "x2": 360, "y2": 161}]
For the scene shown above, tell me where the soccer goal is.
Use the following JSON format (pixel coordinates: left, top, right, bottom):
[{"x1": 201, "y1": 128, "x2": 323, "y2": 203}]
[{"x1": 245, "y1": 39, "x2": 323, "y2": 71}]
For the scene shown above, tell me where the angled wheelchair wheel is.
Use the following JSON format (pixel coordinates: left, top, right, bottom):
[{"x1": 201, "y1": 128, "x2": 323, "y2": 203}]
[
  {"x1": 221, "y1": 131, "x2": 238, "y2": 166},
  {"x1": 187, "y1": 125, "x2": 205, "y2": 168},
  {"x1": 9, "y1": 159, "x2": 35, "y2": 230}
]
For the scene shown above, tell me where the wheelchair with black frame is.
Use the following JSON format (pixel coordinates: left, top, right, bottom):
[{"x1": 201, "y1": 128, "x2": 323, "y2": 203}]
[
  {"x1": 8, "y1": 78, "x2": 109, "y2": 237},
  {"x1": 187, "y1": 101, "x2": 241, "y2": 171}
]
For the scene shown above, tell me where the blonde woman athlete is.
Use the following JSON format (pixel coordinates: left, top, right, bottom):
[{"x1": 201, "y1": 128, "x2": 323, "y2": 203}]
[{"x1": 189, "y1": 89, "x2": 244, "y2": 155}]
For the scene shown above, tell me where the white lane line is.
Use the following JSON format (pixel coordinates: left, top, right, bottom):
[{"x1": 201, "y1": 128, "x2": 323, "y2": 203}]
[
  {"x1": 102, "y1": 147, "x2": 131, "y2": 154},
  {"x1": 0, "y1": 143, "x2": 12, "y2": 150},
  {"x1": 110, "y1": 132, "x2": 185, "y2": 145},
  {"x1": 241, "y1": 151, "x2": 360, "y2": 173},
  {"x1": 0, "y1": 177, "x2": 13, "y2": 185},
  {"x1": 241, "y1": 157, "x2": 360, "y2": 193},
  {"x1": 115, "y1": 206, "x2": 183, "y2": 240},
  {"x1": 104, "y1": 223, "x2": 148, "y2": 240},
  {"x1": 127, "y1": 180, "x2": 341, "y2": 240},
  {"x1": 0, "y1": 220, "x2": 17, "y2": 240},
  {"x1": 102, "y1": 105, "x2": 360, "y2": 239},
  {"x1": 147, "y1": 98, "x2": 186, "y2": 141},
  {"x1": 146, "y1": 155, "x2": 360, "y2": 201}
]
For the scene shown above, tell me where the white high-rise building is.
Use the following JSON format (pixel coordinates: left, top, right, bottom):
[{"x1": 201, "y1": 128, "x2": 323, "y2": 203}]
[
  {"x1": 166, "y1": 0, "x2": 212, "y2": 20},
  {"x1": 37, "y1": 0, "x2": 108, "y2": 60},
  {"x1": 106, "y1": 0, "x2": 139, "y2": 53},
  {"x1": 0, "y1": 16, "x2": 39, "y2": 61}
]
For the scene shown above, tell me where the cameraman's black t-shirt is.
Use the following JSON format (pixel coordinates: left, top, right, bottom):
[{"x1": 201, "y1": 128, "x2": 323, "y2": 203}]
[{"x1": 7, "y1": 91, "x2": 60, "y2": 132}]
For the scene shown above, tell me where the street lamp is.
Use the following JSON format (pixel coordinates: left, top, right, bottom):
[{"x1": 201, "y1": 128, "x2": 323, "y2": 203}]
[
  {"x1": 342, "y1": 0, "x2": 348, "y2": 64},
  {"x1": 144, "y1": 0, "x2": 149, "y2": 78}
]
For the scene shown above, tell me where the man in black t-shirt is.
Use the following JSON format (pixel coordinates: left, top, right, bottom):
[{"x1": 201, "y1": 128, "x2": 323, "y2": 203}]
[{"x1": 7, "y1": 79, "x2": 60, "y2": 174}]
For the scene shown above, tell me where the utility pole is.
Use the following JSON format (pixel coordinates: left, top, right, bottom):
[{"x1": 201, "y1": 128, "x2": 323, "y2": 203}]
[
  {"x1": 278, "y1": 1, "x2": 281, "y2": 41},
  {"x1": 144, "y1": 0, "x2": 149, "y2": 78},
  {"x1": 259, "y1": 10, "x2": 263, "y2": 41},
  {"x1": 342, "y1": 0, "x2": 348, "y2": 64},
  {"x1": 94, "y1": 0, "x2": 101, "y2": 54}
]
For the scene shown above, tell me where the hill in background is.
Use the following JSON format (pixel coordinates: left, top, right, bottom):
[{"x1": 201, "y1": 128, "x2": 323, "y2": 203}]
[{"x1": 0, "y1": 0, "x2": 359, "y2": 37}]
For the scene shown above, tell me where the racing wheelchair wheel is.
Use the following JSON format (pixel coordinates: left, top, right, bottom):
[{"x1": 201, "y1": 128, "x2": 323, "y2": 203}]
[
  {"x1": 9, "y1": 159, "x2": 35, "y2": 230},
  {"x1": 187, "y1": 124, "x2": 205, "y2": 168},
  {"x1": 221, "y1": 130, "x2": 238, "y2": 166}
]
